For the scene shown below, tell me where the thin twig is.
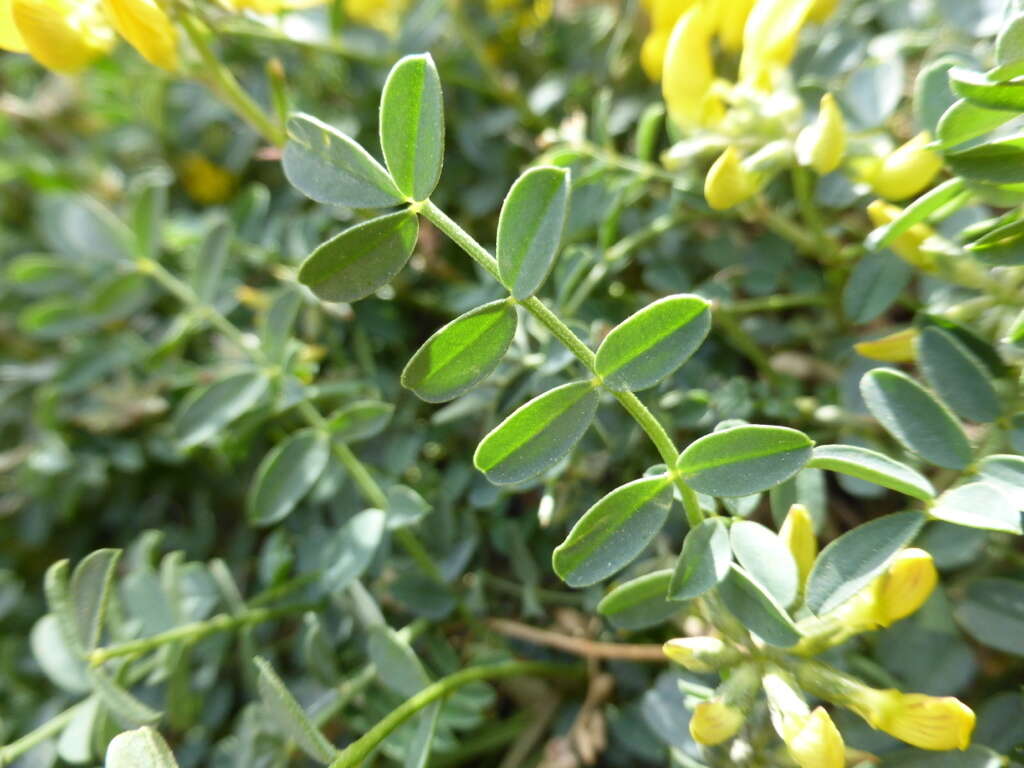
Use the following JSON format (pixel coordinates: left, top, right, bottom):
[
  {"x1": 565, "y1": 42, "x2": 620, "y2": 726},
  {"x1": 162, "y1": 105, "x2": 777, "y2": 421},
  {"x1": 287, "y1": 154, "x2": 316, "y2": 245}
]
[{"x1": 488, "y1": 619, "x2": 666, "y2": 662}]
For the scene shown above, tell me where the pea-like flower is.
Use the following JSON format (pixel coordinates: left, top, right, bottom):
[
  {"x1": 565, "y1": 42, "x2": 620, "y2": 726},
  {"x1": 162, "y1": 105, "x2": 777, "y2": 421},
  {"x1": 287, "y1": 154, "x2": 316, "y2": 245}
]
[
  {"x1": 782, "y1": 707, "x2": 846, "y2": 768},
  {"x1": 865, "y1": 131, "x2": 944, "y2": 201},
  {"x1": 866, "y1": 200, "x2": 938, "y2": 271},
  {"x1": 873, "y1": 547, "x2": 938, "y2": 626},
  {"x1": 795, "y1": 93, "x2": 846, "y2": 174},
  {"x1": 704, "y1": 146, "x2": 758, "y2": 210},
  {"x1": 5, "y1": 0, "x2": 114, "y2": 73},
  {"x1": 738, "y1": 0, "x2": 816, "y2": 90},
  {"x1": 854, "y1": 328, "x2": 919, "y2": 363},
  {"x1": 852, "y1": 689, "x2": 975, "y2": 751},
  {"x1": 103, "y1": 0, "x2": 177, "y2": 70},
  {"x1": 663, "y1": 636, "x2": 740, "y2": 672},
  {"x1": 689, "y1": 698, "x2": 746, "y2": 745},
  {"x1": 661, "y1": 4, "x2": 723, "y2": 129},
  {"x1": 779, "y1": 503, "x2": 817, "y2": 588}
]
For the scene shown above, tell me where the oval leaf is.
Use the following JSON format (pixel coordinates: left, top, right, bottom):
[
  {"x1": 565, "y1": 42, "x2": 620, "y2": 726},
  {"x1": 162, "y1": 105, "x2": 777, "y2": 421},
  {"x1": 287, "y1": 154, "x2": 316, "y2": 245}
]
[
  {"x1": 254, "y1": 657, "x2": 336, "y2": 763},
  {"x1": 70, "y1": 549, "x2": 121, "y2": 651},
  {"x1": 717, "y1": 566, "x2": 801, "y2": 647},
  {"x1": 298, "y1": 210, "x2": 419, "y2": 303},
  {"x1": 106, "y1": 727, "x2": 180, "y2": 768},
  {"x1": 860, "y1": 368, "x2": 972, "y2": 470},
  {"x1": 553, "y1": 475, "x2": 673, "y2": 587},
  {"x1": 380, "y1": 53, "x2": 444, "y2": 201},
  {"x1": 917, "y1": 326, "x2": 1001, "y2": 423},
  {"x1": 321, "y1": 508, "x2": 386, "y2": 592},
  {"x1": 930, "y1": 482, "x2": 1022, "y2": 534},
  {"x1": 668, "y1": 517, "x2": 732, "y2": 601},
  {"x1": 282, "y1": 113, "x2": 403, "y2": 208},
  {"x1": 808, "y1": 444, "x2": 935, "y2": 501},
  {"x1": 956, "y1": 578, "x2": 1024, "y2": 656},
  {"x1": 730, "y1": 521, "x2": 798, "y2": 608},
  {"x1": 595, "y1": 294, "x2": 711, "y2": 392},
  {"x1": 496, "y1": 166, "x2": 570, "y2": 300},
  {"x1": 597, "y1": 570, "x2": 680, "y2": 630},
  {"x1": 401, "y1": 299, "x2": 517, "y2": 403},
  {"x1": 367, "y1": 625, "x2": 430, "y2": 697},
  {"x1": 247, "y1": 429, "x2": 331, "y2": 527},
  {"x1": 326, "y1": 400, "x2": 394, "y2": 442},
  {"x1": 805, "y1": 511, "x2": 925, "y2": 615},
  {"x1": 175, "y1": 371, "x2": 270, "y2": 450},
  {"x1": 676, "y1": 425, "x2": 813, "y2": 497},
  {"x1": 473, "y1": 380, "x2": 599, "y2": 485}
]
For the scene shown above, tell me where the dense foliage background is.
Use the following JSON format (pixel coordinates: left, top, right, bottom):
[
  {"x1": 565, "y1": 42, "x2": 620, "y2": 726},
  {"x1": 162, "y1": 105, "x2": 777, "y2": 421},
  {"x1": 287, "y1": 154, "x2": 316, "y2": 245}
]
[{"x1": 1, "y1": 0, "x2": 1022, "y2": 766}]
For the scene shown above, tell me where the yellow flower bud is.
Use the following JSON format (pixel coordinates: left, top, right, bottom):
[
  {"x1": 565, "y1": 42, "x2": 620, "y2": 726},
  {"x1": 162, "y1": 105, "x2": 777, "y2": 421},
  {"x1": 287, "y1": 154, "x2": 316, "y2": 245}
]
[
  {"x1": 796, "y1": 93, "x2": 846, "y2": 174},
  {"x1": 0, "y1": 0, "x2": 27, "y2": 53},
  {"x1": 867, "y1": 132, "x2": 944, "y2": 201},
  {"x1": 806, "y1": 0, "x2": 839, "y2": 22},
  {"x1": 651, "y1": 0, "x2": 697, "y2": 30},
  {"x1": 779, "y1": 504, "x2": 816, "y2": 588},
  {"x1": 715, "y1": 0, "x2": 756, "y2": 53},
  {"x1": 856, "y1": 690, "x2": 975, "y2": 751},
  {"x1": 640, "y1": 31, "x2": 669, "y2": 80},
  {"x1": 11, "y1": 0, "x2": 114, "y2": 73},
  {"x1": 179, "y1": 153, "x2": 236, "y2": 205},
  {"x1": 663, "y1": 636, "x2": 739, "y2": 672},
  {"x1": 103, "y1": 0, "x2": 177, "y2": 70},
  {"x1": 866, "y1": 200, "x2": 937, "y2": 271},
  {"x1": 662, "y1": 4, "x2": 724, "y2": 129},
  {"x1": 705, "y1": 146, "x2": 757, "y2": 210},
  {"x1": 690, "y1": 699, "x2": 746, "y2": 745},
  {"x1": 873, "y1": 547, "x2": 937, "y2": 627},
  {"x1": 853, "y1": 328, "x2": 919, "y2": 363},
  {"x1": 782, "y1": 707, "x2": 846, "y2": 768},
  {"x1": 739, "y1": 0, "x2": 816, "y2": 90}
]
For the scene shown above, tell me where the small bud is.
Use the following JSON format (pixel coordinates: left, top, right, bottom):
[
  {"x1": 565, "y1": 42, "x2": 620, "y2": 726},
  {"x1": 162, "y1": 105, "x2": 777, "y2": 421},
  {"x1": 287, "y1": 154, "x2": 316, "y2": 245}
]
[
  {"x1": 783, "y1": 707, "x2": 845, "y2": 768},
  {"x1": 873, "y1": 547, "x2": 937, "y2": 627},
  {"x1": 779, "y1": 504, "x2": 816, "y2": 588},
  {"x1": 866, "y1": 200, "x2": 937, "y2": 271},
  {"x1": 662, "y1": 4, "x2": 724, "y2": 129},
  {"x1": 796, "y1": 93, "x2": 846, "y2": 174},
  {"x1": 704, "y1": 146, "x2": 757, "y2": 210},
  {"x1": 867, "y1": 132, "x2": 944, "y2": 201},
  {"x1": 853, "y1": 328, "x2": 919, "y2": 363},
  {"x1": 663, "y1": 636, "x2": 739, "y2": 673},
  {"x1": 104, "y1": 0, "x2": 179, "y2": 70},
  {"x1": 689, "y1": 699, "x2": 746, "y2": 746}
]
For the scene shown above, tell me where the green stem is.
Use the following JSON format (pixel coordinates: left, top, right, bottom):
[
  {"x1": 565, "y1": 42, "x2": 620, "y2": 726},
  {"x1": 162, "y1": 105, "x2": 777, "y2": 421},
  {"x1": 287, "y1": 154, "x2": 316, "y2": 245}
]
[
  {"x1": 0, "y1": 698, "x2": 92, "y2": 766},
  {"x1": 328, "y1": 661, "x2": 583, "y2": 768},
  {"x1": 88, "y1": 603, "x2": 318, "y2": 667},
  {"x1": 722, "y1": 293, "x2": 829, "y2": 314}
]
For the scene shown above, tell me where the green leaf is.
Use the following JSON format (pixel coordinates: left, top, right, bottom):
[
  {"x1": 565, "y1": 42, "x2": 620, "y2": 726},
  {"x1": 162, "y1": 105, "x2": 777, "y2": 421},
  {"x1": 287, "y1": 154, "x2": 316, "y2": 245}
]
[
  {"x1": 956, "y1": 578, "x2": 1024, "y2": 656},
  {"x1": 597, "y1": 570, "x2": 680, "y2": 630},
  {"x1": 717, "y1": 566, "x2": 800, "y2": 647},
  {"x1": 44, "y1": 559, "x2": 83, "y2": 655},
  {"x1": 401, "y1": 299, "x2": 518, "y2": 402},
  {"x1": 321, "y1": 508, "x2": 386, "y2": 592},
  {"x1": 997, "y1": 14, "x2": 1024, "y2": 65},
  {"x1": 552, "y1": 475, "x2": 673, "y2": 587},
  {"x1": 404, "y1": 703, "x2": 441, "y2": 768},
  {"x1": 282, "y1": 113, "x2": 403, "y2": 208},
  {"x1": 192, "y1": 216, "x2": 231, "y2": 305},
  {"x1": 260, "y1": 289, "x2": 303, "y2": 364},
  {"x1": 668, "y1": 517, "x2": 731, "y2": 601},
  {"x1": 974, "y1": 454, "x2": 1024, "y2": 509},
  {"x1": 595, "y1": 294, "x2": 711, "y2": 392},
  {"x1": 70, "y1": 549, "x2": 121, "y2": 651},
  {"x1": 949, "y1": 67, "x2": 1024, "y2": 111},
  {"x1": 367, "y1": 625, "x2": 430, "y2": 697},
  {"x1": 917, "y1": 326, "x2": 1001, "y2": 423},
  {"x1": 30, "y1": 614, "x2": 89, "y2": 693},
  {"x1": 675, "y1": 425, "x2": 813, "y2": 497},
  {"x1": 496, "y1": 166, "x2": 571, "y2": 300},
  {"x1": 808, "y1": 444, "x2": 935, "y2": 500},
  {"x1": 60, "y1": 696, "x2": 100, "y2": 764},
  {"x1": 946, "y1": 132, "x2": 1024, "y2": 185},
  {"x1": 729, "y1": 522, "x2": 798, "y2": 608},
  {"x1": 247, "y1": 429, "x2": 331, "y2": 527},
  {"x1": 865, "y1": 179, "x2": 967, "y2": 250},
  {"x1": 105, "y1": 727, "x2": 180, "y2": 768},
  {"x1": 937, "y1": 99, "x2": 1016, "y2": 149},
  {"x1": 805, "y1": 511, "x2": 925, "y2": 615},
  {"x1": 842, "y1": 251, "x2": 911, "y2": 323},
  {"x1": 298, "y1": 210, "x2": 419, "y2": 303},
  {"x1": 90, "y1": 668, "x2": 162, "y2": 727},
  {"x1": 473, "y1": 380, "x2": 599, "y2": 485},
  {"x1": 386, "y1": 485, "x2": 432, "y2": 529},
  {"x1": 175, "y1": 371, "x2": 270, "y2": 450},
  {"x1": 379, "y1": 53, "x2": 444, "y2": 202},
  {"x1": 254, "y1": 657, "x2": 336, "y2": 763},
  {"x1": 326, "y1": 400, "x2": 394, "y2": 442},
  {"x1": 860, "y1": 368, "x2": 972, "y2": 470},
  {"x1": 930, "y1": 482, "x2": 1021, "y2": 534}
]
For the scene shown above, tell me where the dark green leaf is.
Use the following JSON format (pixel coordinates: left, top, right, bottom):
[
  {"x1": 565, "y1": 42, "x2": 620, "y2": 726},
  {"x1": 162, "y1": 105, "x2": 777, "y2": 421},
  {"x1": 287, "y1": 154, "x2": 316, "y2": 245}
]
[
  {"x1": 917, "y1": 327, "x2": 1001, "y2": 423},
  {"x1": 553, "y1": 475, "x2": 673, "y2": 587},
  {"x1": 401, "y1": 299, "x2": 517, "y2": 402},
  {"x1": 367, "y1": 625, "x2": 430, "y2": 696},
  {"x1": 729, "y1": 521, "x2": 798, "y2": 608},
  {"x1": 254, "y1": 657, "x2": 336, "y2": 763},
  {"x1": 379, "y1": 53, "x2": 444, "y2": 201},
  {"x1": 298, "y1": 210, "x2": 419, "y2": 303},
  {"x1": 326, "y1": 400, "x2": 394, "y2": 442},
  {"x1": 842, "y1": 251, "x2": 911, "y2": 323},
  {"x1": 597, "y1": 570, "x2": 680, "y2": 630},
  {"x1": 668, "y1": 518, "x2": 731, "y2": 601},
  {"x1": 595, "y1": 294, "x2": 710, "y2": 392},
  {"x1": 956, "y1": 578, "x2": 1024, "y2": 656},
  {"x1": 192, "y1": 217, "x2": 231, "y2": 304},
  {"x1": 496, "y1": 166, "x2": 570, "y2": 300},
  {"x1": 247, "y1": 430, "x2": 330, "y2": 527},
  {"x1": 808, "y1": 444, "x2": 935, "y2": 500},
  {"x1": 717, "y1": 566, "x2": 800, "y2": 647},
  {"x1": 175, "y1": 371, "x2": 270, "y2": 450},
  {"x1": 321, "y1": 508, "x2": 386, "y2": 592}
]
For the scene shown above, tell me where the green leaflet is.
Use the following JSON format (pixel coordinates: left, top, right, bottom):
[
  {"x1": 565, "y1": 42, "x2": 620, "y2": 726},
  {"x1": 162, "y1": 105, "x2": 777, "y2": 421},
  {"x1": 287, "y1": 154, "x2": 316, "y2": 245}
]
[
  {"x1": 552, "y1": 475, "x2": 673, "y2": 587},
  {"x1": 805, "y1": 511, "x2": 925, "y2": 615},
  {"x1": 595, "y1": 294, "x2": 710, "y2": 392},
  {"x1": 950, "y1": 67, "x2": 1024, "y2": 112},
  {"x1": 730, "y1": 521, "x2": 798, "y2": 608},
  {"x1": 956, "y1": 578, "x2": 1024, "y2": 656},
  {"x1": 174, "y1": 371, "x2": 270, "y2": 450},
  {"x1": 718, "y1": 566, "x2": 801, "y2": 647},
  {"x1": 474, "y1": 380, "x2": 599, "y2": 485},
  {"x1": 597, "y1": 570, "x2": 679, "y2": 630},
  {"x1": 247, "y1": 429, "x2": 331, "y2": 527},
  {"x1": 254, "y1": 657, "x2": 336, "y2": 764},
  {"x1": 282, "y1": 113, "x2": 403, "y2": 208},
  {"x1": 401, "y1": 299, "x2": 518, "y2": 402},
  {"x1": 325, "y1": 400, "x2": 394, "y2": 443},
  {"x1": 929, "y1": 482, "x2": 1022, "y2": 534},
  {"x1": 668, "y1": 517, "x2": 732, "y2": 601},
  {"x1": 380, "y1": 54, "x2": 445, "y2": 201},
  {"x1": 676, "y1": 425, "x2": 813, "y2": 497},
  {"x1": 917, "y1": 326, "x2": 1001, "y2": 423},
  {"x1": 937, "y1": 99, "x2": 1016, "y2": 149},
  {"x1": 298, "y1": 210, "x2": 419, "y2": 303},
  {"x1": 70, "y1": 549, "x2": 121, "y2": 651},
  {"x1": 105, "y1": 727, "x2": 181, "y2": 768},
  {"x1": 808, "y1": 444, "x2": 935, "y2": 500},
  {"x1": 496, "y1": 166, "x2": 570, "y2": 300},
  {"x1": 860, "y1": 368, "x2": 972, "y2": 470}
]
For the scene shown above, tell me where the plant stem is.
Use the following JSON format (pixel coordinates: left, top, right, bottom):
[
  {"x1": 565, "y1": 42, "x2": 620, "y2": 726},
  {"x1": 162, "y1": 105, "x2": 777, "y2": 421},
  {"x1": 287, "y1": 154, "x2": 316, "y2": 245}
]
[
  {"x1": 722, "y1": 293, "x2": 829, "y2": 314},
  {"x1": 488, "y1": 619, "x2": 666, "y2": 661},
  {"x1": 328, "y1": 661, "x2": 584, "y2": 768},
  {"x1": 87, "y1": 603, "x2": 320, "y2": 667},
  {"x1": 0, "y1": 698, "x2": 92, "y2": 766}
]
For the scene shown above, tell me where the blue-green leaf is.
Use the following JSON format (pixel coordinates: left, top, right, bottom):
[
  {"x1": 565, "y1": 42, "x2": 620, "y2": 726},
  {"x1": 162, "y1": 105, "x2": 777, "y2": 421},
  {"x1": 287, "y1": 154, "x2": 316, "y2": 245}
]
[
  {"x1": 380, "y1": 53, "x2": 444, "y2": 202},
  {"x1": 668, "y1": 518, "x2": 731, "y2": 601},
  {"x1": 808, "y1": 444, "x2": 935, "y2": 500},
  {"x1": 717, "y1": 566, "x2": 800, "y2": 647}
]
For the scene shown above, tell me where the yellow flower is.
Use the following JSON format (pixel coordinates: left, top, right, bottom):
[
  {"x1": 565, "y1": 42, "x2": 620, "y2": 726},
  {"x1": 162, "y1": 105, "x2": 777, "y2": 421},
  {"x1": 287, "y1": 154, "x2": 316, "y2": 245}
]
[
  {"x1": 640, "y1": 30, "x2": 670, "y2": 80},
  {"x1": 344, "y1": 0, "x2": 408, "y2": 33},
  {"x1": 651, "y1": 0, "x2": 698, "y2": 30},
  {"x1": 738, "y1": 0, "x2": 816, "y2": 90},
  {"x1": 866, "y1": 200, "x2": 937, "y2": 271},
  {"x1": 228, "y1": 0, "x2": 328, "y2": 11},
  {"x1": 663, "y1": 636, "x2": 739, "y2": 672},
  {"x1": 179, "y1": 153, "x2": 236, "y2": 205},
  {"x1": 103, "y1": 0, "x2": 177, "y2": 70},
  {"x1": 690, "y1": 699, "x2": 746, "y2": 745},
  {"x1": 854, "y1": 328, "x2": 919, "y2": 363},
  {"x1": 854, "y1": 690, "x2": 975, "y2": 751},
  {"x1": 11, "y1": 0, "x2": 114, "y2": 73},
  {"x1": 782, "y1": 707, "x2": 846, "y2": 768},
  {"x1": 873, "y1": 547, "x2": 937, "y2": 627},
  {"x1": 705, "y1": 146, "x2": 757, "y2": 210},
  {"x1": 779, "y1": 503, "x2": 816, "y2": 588},
  {"x1": 796, "y1": 93, "x2": 846, "y2": 174},
  {"x1": 867, "y1": 132, "x2": 944, "y2": 201},
  {"x1": 806, "y1": 0, "x2": 840, "y2": 22},
  {"x1": 662, "y1": 3, "x2": 723, "y2": 129},
  {"x1": 0, "y1": 0, "x2": 27, "y2": 52},
  {"x1": 714, "y1": 0, "x2": 756, "y2": 53}
]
